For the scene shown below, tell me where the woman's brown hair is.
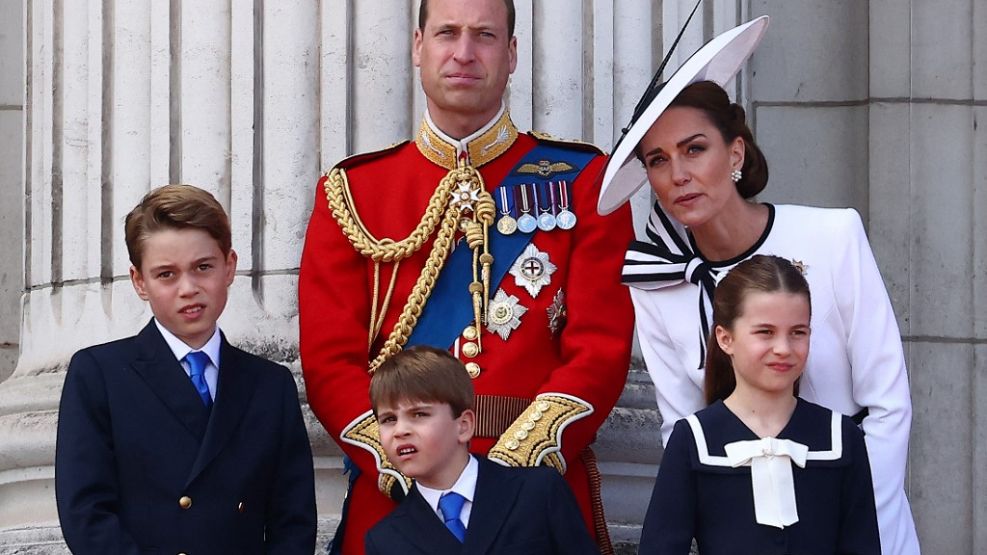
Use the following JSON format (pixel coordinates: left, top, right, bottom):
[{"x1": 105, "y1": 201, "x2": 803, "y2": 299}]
[
  {"x1": 669, "y1": 80, "x2": 769, "y2": 198},
  {"x1": 704, "y1": 255, "x2": 811, "y2": 404}
]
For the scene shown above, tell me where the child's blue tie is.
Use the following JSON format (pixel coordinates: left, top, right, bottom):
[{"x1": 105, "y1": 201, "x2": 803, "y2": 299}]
[
  {"x1": 184, "y1": 351, "x2": 213, "y2": 408},
  {"x1": 438, "y1": 491, "x2": 467, "y2": 542}
]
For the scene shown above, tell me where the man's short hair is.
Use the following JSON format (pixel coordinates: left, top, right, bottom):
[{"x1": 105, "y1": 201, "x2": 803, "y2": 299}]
[
  {"x1": 124, "y1": 184, "x2": 232, "y2": 270},
  {"x1": 418, "y1": 0, "x2": 516, "y2": 38},
  {"x1": 370, "y1": 346, "x2": 475, "y2": 418}
]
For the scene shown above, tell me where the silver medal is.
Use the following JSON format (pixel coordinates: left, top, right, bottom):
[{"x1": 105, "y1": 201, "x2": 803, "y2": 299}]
[
  {"x1": 517, "y1": 213, "x2": 537, "y2": 233},
  {"x1": 516, "y1": 184, "x2": 537, "y2": 234},
  {"x1": 555, "y1": 181, "x2": 577, "y2": 230},
  {"x1": 556, "y1": 209, "x2": 577, "y2": 230},
  {"x1": 537, "y1": 212, "x2": 557, "y2": 231}
]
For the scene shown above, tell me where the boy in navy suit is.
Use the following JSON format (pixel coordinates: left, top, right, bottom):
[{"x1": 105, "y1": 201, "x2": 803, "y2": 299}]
[
  {"x1": 365, "y1": 346, "x2": 599, "y2": 555},
  {"x1": 55, "y1": 184, "x2": 317, "y2": 554}
]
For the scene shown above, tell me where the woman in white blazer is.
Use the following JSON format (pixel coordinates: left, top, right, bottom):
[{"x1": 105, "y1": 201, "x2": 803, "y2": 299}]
[{"x1": 597, "y1": 17, "x2": 920, "y2": 555}]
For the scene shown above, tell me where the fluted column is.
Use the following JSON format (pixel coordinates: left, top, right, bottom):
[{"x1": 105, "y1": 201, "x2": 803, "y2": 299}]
[{"x1": 0, "y1": 0, "x2": 335, "y2": 547}]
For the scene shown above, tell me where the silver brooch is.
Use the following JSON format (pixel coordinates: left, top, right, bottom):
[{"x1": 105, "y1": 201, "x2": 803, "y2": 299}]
[
  {"x1": 509, "y1": 244, "x2": 557, "y2": 298},
  {"x1": 486, "y1": 289, "x2": 527, "y2": 341}
]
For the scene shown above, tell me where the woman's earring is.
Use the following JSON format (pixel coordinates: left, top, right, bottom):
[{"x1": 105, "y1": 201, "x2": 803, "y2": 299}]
[{"x1": 730, "y1": 169, "x2": 742, "y2": 183}]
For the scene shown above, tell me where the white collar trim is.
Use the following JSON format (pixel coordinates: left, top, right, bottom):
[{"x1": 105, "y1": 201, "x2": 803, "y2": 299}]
[{"x1": 685, "y1": 410, "x2": 843, "y2": 466}]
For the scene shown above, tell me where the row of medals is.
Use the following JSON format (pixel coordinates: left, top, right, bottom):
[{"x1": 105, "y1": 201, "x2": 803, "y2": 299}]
[{"x1": 496, "y1": 181, "x2": 577, "y2": 235}]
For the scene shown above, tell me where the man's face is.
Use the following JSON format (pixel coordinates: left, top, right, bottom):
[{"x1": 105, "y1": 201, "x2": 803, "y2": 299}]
[{"x1": 413, "y1": 0, "x2": 517, "y2": 134}]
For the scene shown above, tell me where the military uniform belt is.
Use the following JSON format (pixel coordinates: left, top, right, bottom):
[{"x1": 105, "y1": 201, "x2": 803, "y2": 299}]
[{"x1": 474, "y1": 394, "x2": 532, "y2": 438}]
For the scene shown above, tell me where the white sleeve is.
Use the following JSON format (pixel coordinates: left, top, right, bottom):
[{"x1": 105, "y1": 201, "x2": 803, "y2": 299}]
[
  {"x1": 630, "y1": 287, "x2": 705, "y2": 446},
  {"x1": 832, "y1": 208, "x2": 920, "y2": 554}
]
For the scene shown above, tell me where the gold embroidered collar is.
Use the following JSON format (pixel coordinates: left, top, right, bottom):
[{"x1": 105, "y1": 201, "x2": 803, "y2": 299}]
[{"x1": 415, "y1": 107, "x2": 518, "y2": 169}]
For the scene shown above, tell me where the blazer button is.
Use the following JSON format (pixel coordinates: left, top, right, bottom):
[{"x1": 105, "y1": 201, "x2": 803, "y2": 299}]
[
  {"x1": 178, "y1": 496, "x2": 192, "y2": 509},
  {"x1": 237, "y1": 501, "x2": 246, "y2": 513}
]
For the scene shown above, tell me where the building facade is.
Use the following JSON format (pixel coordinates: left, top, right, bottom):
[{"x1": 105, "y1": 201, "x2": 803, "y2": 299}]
[{"x1": 0, "y1": 0, "x2": 984, "y2": 553}]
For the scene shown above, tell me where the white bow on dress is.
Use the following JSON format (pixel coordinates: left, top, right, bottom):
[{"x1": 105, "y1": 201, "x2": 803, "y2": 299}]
[{"x1": 724, "y1": 437, "x2": 809, "y2": 529}]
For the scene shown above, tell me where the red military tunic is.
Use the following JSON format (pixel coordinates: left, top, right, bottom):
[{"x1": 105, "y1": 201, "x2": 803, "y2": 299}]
[{"x1": 299, "y1": 108, "x2": 634, "y2": 555}]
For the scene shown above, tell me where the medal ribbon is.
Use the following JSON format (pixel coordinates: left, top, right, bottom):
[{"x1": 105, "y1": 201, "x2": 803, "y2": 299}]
[{"x1": 408, "y1": 142, "x2": 595, "y2": 349}]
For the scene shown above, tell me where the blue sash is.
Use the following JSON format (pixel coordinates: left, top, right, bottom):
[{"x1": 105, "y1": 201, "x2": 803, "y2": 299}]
[{"x1": 407, "y1": 143, "x2": 595, "y2": 349}]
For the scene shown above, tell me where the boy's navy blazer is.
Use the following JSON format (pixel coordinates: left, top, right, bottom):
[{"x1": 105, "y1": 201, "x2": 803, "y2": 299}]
[
  {"x1": 365, "y1": 456, "x2": 600, "y2": 555},
  {"x1": 55, "y1": 319, "x2": 317, "y2": 554}
]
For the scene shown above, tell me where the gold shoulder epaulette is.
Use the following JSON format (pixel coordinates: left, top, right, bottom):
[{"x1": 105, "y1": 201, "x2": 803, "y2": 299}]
[
  {"x1": 328, "y1": 140, "x2": 409, "y2": 172},
  {"x1": 527, "y1": 130, "x2": 605, "y2": 156}
]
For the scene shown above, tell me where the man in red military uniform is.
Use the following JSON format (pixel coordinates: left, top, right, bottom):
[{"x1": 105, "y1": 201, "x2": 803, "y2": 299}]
[{"x1": 299, "y1": 1, "x2": 633, "y2": 553}]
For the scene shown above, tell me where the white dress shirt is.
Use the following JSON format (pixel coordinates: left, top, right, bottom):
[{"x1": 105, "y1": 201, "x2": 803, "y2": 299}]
[
  {"x1": 154, "y1": 319, "x2": 221, "y2": 401},
  {"x1": 416, "y1": 455, "x2": 478, "y2": 529}
]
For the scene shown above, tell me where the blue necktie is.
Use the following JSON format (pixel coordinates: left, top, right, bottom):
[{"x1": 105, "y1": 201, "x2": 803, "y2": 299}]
[
  {"x1": 184, "y1": 351, "x2": 213, "y2": 408},
  {"x1": 438, "y1": 492, "x2": 467, "y2": 542}
]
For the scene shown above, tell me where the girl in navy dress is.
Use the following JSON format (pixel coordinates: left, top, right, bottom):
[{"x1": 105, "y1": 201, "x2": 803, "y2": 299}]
[{"x1": 639, "y1": 255, "x2": 880, "y2": 555}]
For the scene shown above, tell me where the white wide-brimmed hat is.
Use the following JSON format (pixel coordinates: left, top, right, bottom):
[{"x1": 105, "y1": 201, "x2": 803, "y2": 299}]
[{"x1": 597, "y1": 16, "x2": 770, "y2": 215}]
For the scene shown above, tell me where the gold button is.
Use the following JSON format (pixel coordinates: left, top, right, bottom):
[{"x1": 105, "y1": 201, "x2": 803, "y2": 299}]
[
  {"x1": 462, "y1": 342, "x2": 479, "y2": 358},
  {"x1": 537, "y1": 400, "x2": 551, "y2": 412},
  {"x1": 237, "y1": 501, "x2": 245, "y2": 513},
  {"x1": 462, "y1": 326, "x2": 478, "y2": 341},
  {"x1": 505, "y1": 439, "x2": 520, "y2": 450},
  {"x1": 529, "y1": 411, "x2": 543, "y2": 422},
  {"x1": 178, "y1": 496, "x2": 192, "y2": 509},
  {"x1": 514, "y1": 429, "x2": 528, "y2": 440},
  {"x1": 465, "y1": 362, "x2": 481, "y2": 379},
  {"x1": 521, "y1": 421, "x2": 535, "y2": 431}
]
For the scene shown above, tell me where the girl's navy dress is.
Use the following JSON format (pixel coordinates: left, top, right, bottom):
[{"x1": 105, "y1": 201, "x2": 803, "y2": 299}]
[{"x1": 639, "y1": 398, "x2": 881, "y2": 555}]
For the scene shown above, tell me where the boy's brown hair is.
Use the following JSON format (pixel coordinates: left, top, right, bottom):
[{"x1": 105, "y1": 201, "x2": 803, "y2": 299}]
[
  {"x1": 124, "y1": 184, "x2": 232, "y2": 270},
  {"x1": 370, "y1": 346, "x2": 475, "y2": 418}
]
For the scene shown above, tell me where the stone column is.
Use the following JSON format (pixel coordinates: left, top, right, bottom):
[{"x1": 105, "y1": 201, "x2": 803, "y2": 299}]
[{"x1": 0, "y1": 0, "x2": 335, "y2": 549}]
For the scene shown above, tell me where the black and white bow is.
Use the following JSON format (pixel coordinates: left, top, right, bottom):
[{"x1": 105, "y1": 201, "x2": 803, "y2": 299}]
[{"x1": 621, "y1": 202, "x2": 733, "y2": 368}]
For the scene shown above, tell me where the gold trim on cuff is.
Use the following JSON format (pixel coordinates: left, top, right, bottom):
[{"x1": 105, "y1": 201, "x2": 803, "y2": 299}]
[
  {"x1": 339, "y1": 411, "x2": 412, "y2": 496},
  {"x1": 486, "y1": 394, "x2": 594, "y2": 474}
]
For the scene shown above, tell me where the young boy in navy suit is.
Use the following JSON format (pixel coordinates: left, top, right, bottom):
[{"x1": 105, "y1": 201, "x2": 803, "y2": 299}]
[
  {"x1": 365, "y1": 346, "x2": 599, "y2": 555},
  {"x1": 55, "y1": 184, "x2": 317, "y2": 554}
]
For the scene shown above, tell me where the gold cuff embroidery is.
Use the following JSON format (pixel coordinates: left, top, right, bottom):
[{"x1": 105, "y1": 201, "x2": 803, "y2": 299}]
[
  {"x1": 486, "y1": 394, "x2": 594, "y2": 474},
  {"x1": 339, "y1": 411, "x2": 412, "y2": 496}
]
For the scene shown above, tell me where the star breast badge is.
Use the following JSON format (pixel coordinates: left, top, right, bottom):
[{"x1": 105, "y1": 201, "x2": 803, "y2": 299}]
[
  {"x1": 510, "y1": 244, "x2": 557, "y2": 298},
  {"x1": 486, "y1": 288, "x2": 527, "y2": 341}
]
